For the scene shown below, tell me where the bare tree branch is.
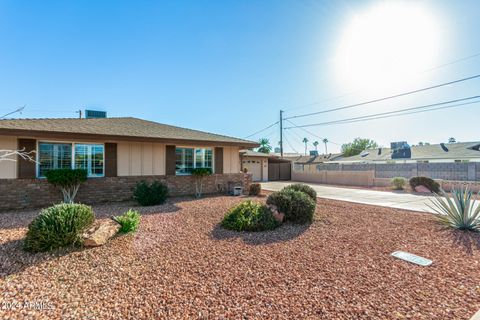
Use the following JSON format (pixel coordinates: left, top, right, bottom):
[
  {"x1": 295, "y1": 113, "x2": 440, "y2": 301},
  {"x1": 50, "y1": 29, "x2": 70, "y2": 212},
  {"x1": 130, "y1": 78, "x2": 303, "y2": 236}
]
[{"x1": 0, "y1": 148, "x2": 37, "y2": 163}]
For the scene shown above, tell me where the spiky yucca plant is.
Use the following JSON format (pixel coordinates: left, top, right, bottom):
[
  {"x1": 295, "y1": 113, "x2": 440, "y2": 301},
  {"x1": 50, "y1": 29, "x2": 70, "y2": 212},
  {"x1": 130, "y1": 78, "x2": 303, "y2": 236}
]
[{"x1": 428, "y1": 187, "x2": 480, "y2": 231}]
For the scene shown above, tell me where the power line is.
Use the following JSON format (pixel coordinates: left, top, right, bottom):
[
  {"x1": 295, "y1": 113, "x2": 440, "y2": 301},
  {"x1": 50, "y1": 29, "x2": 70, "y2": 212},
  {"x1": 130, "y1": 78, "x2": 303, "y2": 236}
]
[
  {"x1": 319, "y1": 100, "x2": 480, "y2": 127},
  {"x1": 284, "y1": 96, "x2": 480, "y2": 129},
  {"x1": 284, "y1": 74, "x2": 480, "y2": 120},
  {"x1": 244, "y1": 121, "x2": 279, "y2": 139},
  {"x1": 283, "y1": 134, "x2": 300, "y2": 154},
  {"x1": 282, "y1": 51, "x2": 480, "y2": 114}
]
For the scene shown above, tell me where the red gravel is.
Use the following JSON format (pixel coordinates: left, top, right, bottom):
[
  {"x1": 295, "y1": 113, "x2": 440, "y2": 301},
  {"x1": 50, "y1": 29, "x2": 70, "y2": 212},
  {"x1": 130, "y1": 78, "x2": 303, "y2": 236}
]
[{"x1": 1, "y1": 196, "x2": 480, "y2": 319}]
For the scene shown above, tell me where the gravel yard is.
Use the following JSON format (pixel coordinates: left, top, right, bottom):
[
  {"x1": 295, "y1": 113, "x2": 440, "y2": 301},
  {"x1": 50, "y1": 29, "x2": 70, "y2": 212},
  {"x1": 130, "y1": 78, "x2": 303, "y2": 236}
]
[{"x1": 1, "y1": 195, "x2": 480, "y2": 319}]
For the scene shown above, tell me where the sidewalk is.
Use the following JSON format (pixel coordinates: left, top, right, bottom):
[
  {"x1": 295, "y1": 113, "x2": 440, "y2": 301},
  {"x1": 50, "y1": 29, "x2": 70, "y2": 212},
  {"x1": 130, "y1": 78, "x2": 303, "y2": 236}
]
[{"x1": 261, "y1": 181, "x2": 438, "y2": 213}]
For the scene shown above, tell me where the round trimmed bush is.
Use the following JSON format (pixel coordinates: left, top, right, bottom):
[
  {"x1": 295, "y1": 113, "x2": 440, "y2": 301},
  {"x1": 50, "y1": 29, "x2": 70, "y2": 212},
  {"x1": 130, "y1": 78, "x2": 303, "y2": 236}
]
[
  {"x1": 283, "y1": 183, "x2": 317, "y2": 201},
  {"x1": 133, "y1": 180, "x2": 169, "y2": 206},
  {"x1": 391, "y1": 177, "x2": 406, "y2": 190},
  {"x1": 409, "y1": 176, "x2": 440, "y2": 193},
  {"x1": 24, "y1": 203, "x2": 95, "y2": 252},
  {"x1": 267, "y1": 189, "x2": 316, "y2": 224},
  {"x1": 249, "y1": 183, "x2": 262, "y2": 196},
  {"x1": 222, "y1": 200, "x2": 279, "y2": 232}
]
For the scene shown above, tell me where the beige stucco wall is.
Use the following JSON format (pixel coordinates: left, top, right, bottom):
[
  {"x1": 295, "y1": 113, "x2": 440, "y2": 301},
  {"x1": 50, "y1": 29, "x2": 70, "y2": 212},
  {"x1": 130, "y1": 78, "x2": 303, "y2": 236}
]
[
  {"x1": 223, "y1": 146, "x2": 240, "y2": 174},
  {"x1": 118, "y1": 142, "x2": 166, "y2": 176},
  {"x1": 0, "y1": 136, "x2": 241, "y2": 178},
  {"x1": 0, "y1": 136, "x2": 17, "y2": 179}
]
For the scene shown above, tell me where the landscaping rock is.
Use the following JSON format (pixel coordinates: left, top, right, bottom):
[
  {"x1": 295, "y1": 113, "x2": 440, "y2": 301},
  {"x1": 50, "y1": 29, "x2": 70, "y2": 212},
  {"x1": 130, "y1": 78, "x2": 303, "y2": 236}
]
[
  {"x1": 82, "y1": 219, "x2": 121, "y2": 247},
  {"x1": 414, "y1": 185, "x2": 431, "y2": 193},
  {"x1": 267, "y1": 204, "x2": 285, "y2": 222}
]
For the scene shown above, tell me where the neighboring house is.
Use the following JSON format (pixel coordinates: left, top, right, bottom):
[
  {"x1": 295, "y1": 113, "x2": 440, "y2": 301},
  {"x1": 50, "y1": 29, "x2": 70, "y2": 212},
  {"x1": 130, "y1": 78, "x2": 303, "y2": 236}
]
[
  {"x1": 239, "y1": 149, "x2": 269, "y2": 182},
  {"x1": 332, "y1": 141, "x2": 480, "y2": 164},
  {"x1": 0, "y1": 117, "x2": 257, "y2": 210}
]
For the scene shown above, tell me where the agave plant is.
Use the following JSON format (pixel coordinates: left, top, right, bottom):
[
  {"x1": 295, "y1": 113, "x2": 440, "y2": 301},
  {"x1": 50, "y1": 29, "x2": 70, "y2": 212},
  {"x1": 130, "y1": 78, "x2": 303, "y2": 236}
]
[{"x1": 428, "y1": 187, "x2": 480, "y2": 231}]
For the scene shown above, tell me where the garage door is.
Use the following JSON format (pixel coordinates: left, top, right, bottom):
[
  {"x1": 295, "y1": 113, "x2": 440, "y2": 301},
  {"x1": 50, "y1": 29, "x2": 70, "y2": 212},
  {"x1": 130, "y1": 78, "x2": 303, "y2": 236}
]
[{"x1": 242, "y1": 159, "x2": 262, "y2": 181}]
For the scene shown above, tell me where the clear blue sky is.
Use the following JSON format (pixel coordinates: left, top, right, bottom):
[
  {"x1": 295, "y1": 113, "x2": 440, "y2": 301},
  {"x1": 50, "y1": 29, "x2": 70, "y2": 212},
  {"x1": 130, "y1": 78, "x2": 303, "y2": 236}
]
[{"x1": 1, "y1": 0, "x2": 479, "y2": 153}]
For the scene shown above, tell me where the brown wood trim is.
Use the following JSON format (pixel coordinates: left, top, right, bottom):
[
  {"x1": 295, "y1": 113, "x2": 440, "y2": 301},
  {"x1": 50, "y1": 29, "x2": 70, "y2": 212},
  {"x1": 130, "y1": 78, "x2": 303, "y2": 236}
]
[
  {"x1": 165, "y1": 145, "x2": 176, "y2": 175},
  {"x1": 0, "y1": 128, "x2": 259, "y2": 148},
  {"x1": 17, "y1": 139, "x2": 36, "y2": 179},
  {"x1": 214, "y1": 147, "x2": 223, "y2": 174},
  {"x1": 104, "y1": 143, "x2": 117, "y2": 177}
]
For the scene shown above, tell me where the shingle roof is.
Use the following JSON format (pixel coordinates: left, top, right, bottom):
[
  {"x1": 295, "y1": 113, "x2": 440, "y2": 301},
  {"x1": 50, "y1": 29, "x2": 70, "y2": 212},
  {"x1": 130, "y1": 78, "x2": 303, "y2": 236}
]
[
  {"x1": 0, "y1": 117, "x2": 258, "y2": 147},
  {"x1": 334, "y1": 141, "x2": 480, "y2": 162}
]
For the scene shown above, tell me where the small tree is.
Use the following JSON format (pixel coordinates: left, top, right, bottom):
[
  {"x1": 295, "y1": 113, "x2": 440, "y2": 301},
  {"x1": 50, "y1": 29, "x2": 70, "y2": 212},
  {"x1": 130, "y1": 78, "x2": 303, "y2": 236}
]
[
  {"x1": 448, "y1": 137, "x2": 457, "y2": 143},
  {"x1": 312, "y1": 141, "x2": 319, "y2": 152},
  {"x1": 191, "y1": 168, "x2": 212, "y2": 198},
  {"x1": 341, "y1": 138, "x2": 378, "y2": 157},
  {"x1": 44, "y1": 169, "x2": 88, "y2": 203}
]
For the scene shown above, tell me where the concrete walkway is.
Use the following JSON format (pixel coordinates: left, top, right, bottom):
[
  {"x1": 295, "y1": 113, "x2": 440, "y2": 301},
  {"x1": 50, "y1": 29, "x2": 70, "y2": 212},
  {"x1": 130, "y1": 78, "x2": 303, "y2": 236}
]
[{"x1": 261, "y1": 181, "x2": 438, "y2": 213}]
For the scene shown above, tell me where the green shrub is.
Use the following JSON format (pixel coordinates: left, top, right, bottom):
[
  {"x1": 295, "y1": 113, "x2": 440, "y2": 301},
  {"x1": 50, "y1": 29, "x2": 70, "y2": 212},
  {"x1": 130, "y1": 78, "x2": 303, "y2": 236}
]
[
  {"x1": 133, "y1": 180, "x2": 169, "y2": 206},
  {"x1": 267, "y1": 189, "x2": 316, "y2": 224},
  {"x1": 222, "y1": 200, "x2": 279, "y2": 232},
  {"x1": 44, "y1": 169, "x2": 88, "y2": 203},
  {"x1": 24, "y1": 203, "x2": 94, "y2": 252},
  {"x1": 428, "y1": 187, "x2": 480, "y2": 231},
  {"x1": 283, "y1": 183, "x2": 317, "y2": 201},
  {"x1": 249, "y1": 183, "x2": 262, "y2": 196},
  {"x1": 391, "y1": 177, "x2": 406, "y2": 190},
  {"x1": 409, "y1": 176, "x2": 440, "y2": 193},
  {"x1": 114, "y1": 209, "x2": 141, "y2": 233}
]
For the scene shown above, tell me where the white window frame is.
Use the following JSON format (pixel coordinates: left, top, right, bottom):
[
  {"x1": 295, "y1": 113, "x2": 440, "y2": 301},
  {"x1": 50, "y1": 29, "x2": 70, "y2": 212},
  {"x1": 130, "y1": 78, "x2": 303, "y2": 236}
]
[
  {"x1": 175, "y1": 146, "x2": 214, "y2": 176},
  {"x1": 36, "y1": 140, "x2": 105, "y2": 178}
]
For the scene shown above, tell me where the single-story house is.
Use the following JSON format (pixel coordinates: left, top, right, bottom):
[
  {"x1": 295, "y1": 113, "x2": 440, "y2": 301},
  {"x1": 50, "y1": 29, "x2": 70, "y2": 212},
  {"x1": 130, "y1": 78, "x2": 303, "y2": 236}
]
[
  {"x1": 0, "y1": 117, "x2": 257, "y2": 210},
  {"x1": 331, "y1": 141, "x2": 480, "y2": 164}
]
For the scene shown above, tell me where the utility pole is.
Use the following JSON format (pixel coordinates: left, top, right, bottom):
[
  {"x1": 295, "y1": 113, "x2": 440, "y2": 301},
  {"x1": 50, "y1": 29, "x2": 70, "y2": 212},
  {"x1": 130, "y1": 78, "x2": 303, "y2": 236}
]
[{"x1": 279, "y1": 110, "x2": 284, "y2": 157}]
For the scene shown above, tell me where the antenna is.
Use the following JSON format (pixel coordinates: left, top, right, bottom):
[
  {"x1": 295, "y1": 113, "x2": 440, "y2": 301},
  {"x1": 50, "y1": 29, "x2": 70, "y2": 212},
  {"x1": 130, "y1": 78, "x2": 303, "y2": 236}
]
[{"x1": 76, "y1": 109, "x2": 82, "y2": 119}]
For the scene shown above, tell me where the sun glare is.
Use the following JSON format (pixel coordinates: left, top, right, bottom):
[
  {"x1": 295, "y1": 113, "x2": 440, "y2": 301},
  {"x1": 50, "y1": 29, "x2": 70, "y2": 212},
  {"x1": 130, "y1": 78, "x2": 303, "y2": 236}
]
[{"x1": 334, "y1": 2, "x2": 442, "y2": 95}]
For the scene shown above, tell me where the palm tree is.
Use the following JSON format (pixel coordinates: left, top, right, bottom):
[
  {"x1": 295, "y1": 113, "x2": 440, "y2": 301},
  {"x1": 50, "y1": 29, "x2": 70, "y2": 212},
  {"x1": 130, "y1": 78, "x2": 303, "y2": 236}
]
[
  {"x1": 313, "y1": 141, "x2": 319, "y2": 152},
  {"x1": 257, "y1": 138, "x2": 272, "y2": 154},
  {"x1": 323, "y1": 138, "x2": 329, "y2": 154},
  {"x1": 302, "y1": 137, "x2": 309, "y2": 155}
]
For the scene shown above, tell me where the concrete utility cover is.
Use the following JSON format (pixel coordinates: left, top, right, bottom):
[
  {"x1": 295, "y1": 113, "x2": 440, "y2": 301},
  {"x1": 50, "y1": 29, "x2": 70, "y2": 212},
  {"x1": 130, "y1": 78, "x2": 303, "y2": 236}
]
[{"x1": 391, "y1": 251, "x2": 432, "y2": 266}]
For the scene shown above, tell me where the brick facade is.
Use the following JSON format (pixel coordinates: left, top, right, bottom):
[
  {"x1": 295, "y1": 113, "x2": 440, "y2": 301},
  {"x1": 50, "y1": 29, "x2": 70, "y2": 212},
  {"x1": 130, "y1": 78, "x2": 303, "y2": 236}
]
[{"x1": 0, "y1": 173, "x2": 252, "y2": 211}]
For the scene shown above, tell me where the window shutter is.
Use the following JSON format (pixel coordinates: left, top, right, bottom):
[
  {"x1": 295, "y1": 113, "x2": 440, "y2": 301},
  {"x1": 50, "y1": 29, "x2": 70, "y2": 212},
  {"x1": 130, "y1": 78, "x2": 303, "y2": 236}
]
[
  {"x1": 104, "y1": 143, "x2": 117, "y2": 177},
  {"x1": 214, "y1": 147, "x2": 223, "y2": 174},
  {"x1": 165, "y1": 145, "x2": 176, "y2": 175},
  {"x1": 17, "y1": 139, "x2": 36, "y2": 179}
]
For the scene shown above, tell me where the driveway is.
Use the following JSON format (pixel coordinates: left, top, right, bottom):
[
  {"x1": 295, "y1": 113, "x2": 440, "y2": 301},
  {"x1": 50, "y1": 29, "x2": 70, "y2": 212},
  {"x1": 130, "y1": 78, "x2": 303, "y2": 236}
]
[{"x1": 261, "y1": 181, "x2": 438, "y2": 213}]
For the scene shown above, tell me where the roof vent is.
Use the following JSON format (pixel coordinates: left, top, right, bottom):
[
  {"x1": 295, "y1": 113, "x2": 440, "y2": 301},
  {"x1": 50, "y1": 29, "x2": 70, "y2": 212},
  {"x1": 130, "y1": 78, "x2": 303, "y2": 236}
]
[
  {"x1": 440, "y1": 143, "x2": 449, "y2": 152},
  {"x1": 85, "y1": 110, "x2": 107, "y2": 119},
  {"x1": 360, "y1": 151, "x2": 369, "y2": 157},
  {"x1": 378, "y1": 148, "x2": 382, "y2": 155}
]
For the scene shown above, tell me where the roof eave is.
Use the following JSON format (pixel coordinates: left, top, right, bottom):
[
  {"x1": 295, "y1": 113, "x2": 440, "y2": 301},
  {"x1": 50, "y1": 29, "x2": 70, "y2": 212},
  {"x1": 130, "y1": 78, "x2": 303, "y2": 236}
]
[{"x1": 0, "y1": 128, "x2": 259, "y2": 148}]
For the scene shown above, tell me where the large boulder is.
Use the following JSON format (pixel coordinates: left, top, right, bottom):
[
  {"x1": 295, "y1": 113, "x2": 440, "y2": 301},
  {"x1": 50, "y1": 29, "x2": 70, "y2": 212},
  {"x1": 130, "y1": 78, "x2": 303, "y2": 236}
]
[
  {"x1": 414, "y1": 185, "x2": 432, "y2": 193},
  {"x1": 82, "y1": 219, "x2": 121, "y2": 247}
]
